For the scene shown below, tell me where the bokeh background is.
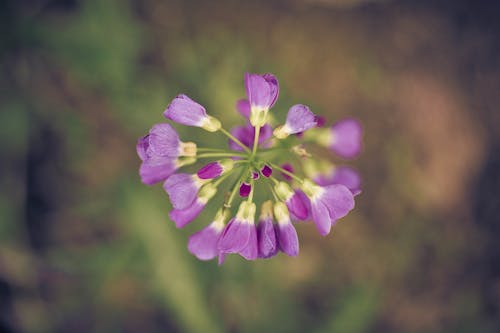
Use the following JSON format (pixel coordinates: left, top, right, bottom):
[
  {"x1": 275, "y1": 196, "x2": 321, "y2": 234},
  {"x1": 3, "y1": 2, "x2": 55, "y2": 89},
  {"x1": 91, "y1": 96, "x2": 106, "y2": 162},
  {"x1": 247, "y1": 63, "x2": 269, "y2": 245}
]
[{"x1": 1, "y1": 0, "x2": 500, "y2": 332}]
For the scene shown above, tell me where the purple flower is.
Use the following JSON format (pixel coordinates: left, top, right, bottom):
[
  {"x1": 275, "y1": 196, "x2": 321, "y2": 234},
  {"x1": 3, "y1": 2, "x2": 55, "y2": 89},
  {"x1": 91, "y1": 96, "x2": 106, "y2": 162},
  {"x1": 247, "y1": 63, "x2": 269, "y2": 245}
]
[
  {"x1": 138, "y1": 156, "x2": 195, "y2": 185},
  {"x1": 261, "y1": 164, "x2": 272, "y2": 178},
  {"x1": 137, "y1": 123, "x2": 197, "y2": 185},
  {"x1": 169, "y1": 184, "x2": 217, "y2": 228},
  {"x1": 228, "y1": 123, "x2": 273, "y2": 152},
  {"x1": 163, "y1": 173, "x2": 205, "y2": 210},
  {"x1": 239, "y1": 182, "x2": 251, "y2": 197},
  {"x1": 314, "y1": 166, "x2": 361, "y2": 196},
  {"x1": 329, "y1": 118, "x2": 362, "y2": 159},
  {"x1": 245, "y1": 73, "x2": 279, "y2": 111},
  {"x1": 236, "y1": 98, "x2": 251, "y2": 118},
  {"x1": 256, "y1": 201, "x2": 278, "y2": 258},
  {"x1": 245, "y1": 73, "x2": 279, "y2": 126},
  {"x1": 274, "y1": 104, "x2": 317, "y2": 139},
  {"x1": 290, "y1": 189, "x2": 311, "y2": 221},
  {"x1": 302, "y1": 180, "x2": 355, "y2": 236},
  {"x1": 286, "y1": 191, "x2": 308, "y2": 221},
  {"x1": 273, "y1": 202, "x2": 299, "y2": 256},
  {"x1": 217, "y1": 201, "x2": 258, "y2": 262},
  {"x1": 138, "y1": 156, "x2": 176, "y2": 185},
  {"x1": 137, "y1": 124, "x2": 180, "y2": 158},
  {"x1": 164, "y1": 94, "x2": 221, "y2": 132},
  {"x1": 275, "y1": 181, "x2": 308, "y2": 221},
  {"x1": 197, "y1": 159, "x2": 234, "y2": 179},
  {"x1": 188, "y1": 209, "x2": 228, "y2": 261},
  {"x1": 280, "y1": 163, "x2": 294, "y2": 181}
]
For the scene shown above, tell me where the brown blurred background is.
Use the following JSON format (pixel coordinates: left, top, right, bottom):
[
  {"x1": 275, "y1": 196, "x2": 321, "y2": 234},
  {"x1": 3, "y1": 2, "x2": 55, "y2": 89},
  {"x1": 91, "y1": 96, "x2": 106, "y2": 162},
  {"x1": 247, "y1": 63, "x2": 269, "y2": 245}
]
[{"x1": 1, "y1": 0, "x2": 499, "y2": 332}]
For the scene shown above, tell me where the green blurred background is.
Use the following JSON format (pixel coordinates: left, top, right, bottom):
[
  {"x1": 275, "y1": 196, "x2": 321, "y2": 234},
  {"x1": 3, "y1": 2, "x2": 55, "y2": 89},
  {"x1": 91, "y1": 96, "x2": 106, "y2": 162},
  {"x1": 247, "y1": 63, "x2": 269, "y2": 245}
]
[{"x1": 1, "y1": 0, "x2": 500, "y2": 332}]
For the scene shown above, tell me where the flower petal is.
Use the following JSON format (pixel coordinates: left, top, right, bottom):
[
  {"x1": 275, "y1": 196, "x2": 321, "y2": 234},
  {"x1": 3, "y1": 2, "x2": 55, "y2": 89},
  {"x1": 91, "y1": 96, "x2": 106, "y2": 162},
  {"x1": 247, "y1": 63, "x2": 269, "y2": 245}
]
[
  {"x1": 245, "y1": 73, "x2": 272, "y2": 110},
  {"x1": 285, "y1": 104, "x2": 317, "y2": 134},
  {"x1": 257, "y1": 218, "x2": 278, "y2": 259},
  {"x1": 139, "y1": 156, "x2": 176, "y2": 185},
  {"x1": 188, "y1": 223, "x2": 222, "y2": 260},
  {"x1": 148, "y1": 123, "x2": 180, "y2": 157},
  {"x1": 239, "y1": 224, "x2": 258, "y2": 260},
  {"x1": 163, "y1": 173, "x2": 199, "y2": 210},
  {"x1": 286, "y1": 192, "x2": 308, "y2": 221},
  {"x1": 137, "y1": 135, "x2": 149, "y2": 161},
  {"x1": 164, "y1": 94, "x2": 208, "y2": 127},
  {"x1": 236, "y1": 99, "x2": 251, "y2": 118},
  {"x1": 311, "y1": 200, "x2": 332, "y2": 236},
  {"x1": 217, "y1": 219, "x2": 251, "y2": 254},
  {"x1": 197, "y1": 162, "x2": 223, "y2": 179},
  {"x1": 330, "y1": 118, "x2": 362, "y2": 159},
  {"x1": 322, "y1": 184, "x2": 355, "y2": 222},
  {"x1": 276, "y1": 222, "x2": 299, "y2": 256},
  {"x1": 169, "y1": 200, "x2": 205, "y2": 228}
]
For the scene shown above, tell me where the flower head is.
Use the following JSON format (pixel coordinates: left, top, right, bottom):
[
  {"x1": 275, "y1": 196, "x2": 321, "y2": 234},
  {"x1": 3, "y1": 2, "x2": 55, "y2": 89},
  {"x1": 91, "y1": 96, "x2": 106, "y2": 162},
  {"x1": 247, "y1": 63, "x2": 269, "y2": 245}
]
[{"x1": 138, "y1": 72, "x2": 362, "y2": 264}]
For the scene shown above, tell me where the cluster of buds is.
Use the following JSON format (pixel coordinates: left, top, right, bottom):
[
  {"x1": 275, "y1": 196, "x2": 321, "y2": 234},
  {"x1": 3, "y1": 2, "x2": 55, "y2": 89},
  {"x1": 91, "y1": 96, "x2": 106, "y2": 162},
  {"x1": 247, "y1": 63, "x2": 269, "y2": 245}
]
[{"x1": 137, "y1": 73, "x2": 362, "y2": 264}]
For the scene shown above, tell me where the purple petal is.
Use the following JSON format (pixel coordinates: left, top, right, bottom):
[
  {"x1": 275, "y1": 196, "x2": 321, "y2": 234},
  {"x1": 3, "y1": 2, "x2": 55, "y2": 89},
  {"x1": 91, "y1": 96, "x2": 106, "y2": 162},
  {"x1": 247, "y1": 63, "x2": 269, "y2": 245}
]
[
  {"x1": 286, "y1": 192, "x2": 308, "y2": 221},
  {"x1": 315, "y1": 116, "x2": 326, "y2": 127},
  {"x1": 327, "y1": 166, "x2": 361, "y2": 194},
  {"x1": 137, "y1": 135, "x2": 149, "y2": 161},
  {"x1": 148, "y1": 123, "x2": 180, "y2": 157},
  {"x1": 236, "y1": 99, "x2": 251, "y2": 118},
  {"x1": 252, "y1": 171, "x2": 260, "y2": 180},
  {"x1": 311, "y1": 200, "x2": 332, "y2": 236},
  {"x1": 280, "y1": 163, "x2": 294, "y2": 181},
  {"x1": 276, "y1": 222, "x2": 299, "y2": 256},
  {"x1": 164, "y1": 94, "x2": 208, "y2": 127},
  {"x1": 197, "y1": 162, "x2": 223, "y2": 179},
  {"x1": 290, "y1": 190, "x2": 311, "y2": 221},
  {"x1": 139, "y1": 156, "x2": 176, "y2": 185},
  {"x1": 261, "y1": 165, "x2": 272, "y2": 178},
  {"x1": 169, "y1": 200, "x2": 205, "y2": 228},
  {"x1": 321, "y1": 184, "x2": 355, "y2": 222},
  {"x1": 259, "y1": 124, "x2": 273, "y2": 147},
  {"x1": 163, "y1": 173, "x2": 198, "y2": 210},
  {"x1": 239, "y1": 224, "x2": 258, "y2": 260},
  {"x1": 262, "y1": 73, "x2": 279, "y2": 108},
  {"x1": 285, "y1": 104, "x2": 317, "y2": 134},
  {"x1": 188, "y1": 223, "x2": 223, "y2": 260},
  {"x1": 257, "y1": 218, "x2": 278, "y2": 258},
  {"x1": 239, "y1": 182, "x2": 251, "y2": 197},
  {"x1": 217, "y1": 219, "x2": 251, "y2": 253},
  {"x1": 228, "y1": 123, "x2": 273, "y2": 151},
  {"x1": 330, "y1": 118, "x2": 362, "y2": 159},
  {"x1": 228, "y1": 125, "x2": 251, "y2": 151},
  {"x1": 244, "y1": 73, "x2": 279, "y2": 110}
]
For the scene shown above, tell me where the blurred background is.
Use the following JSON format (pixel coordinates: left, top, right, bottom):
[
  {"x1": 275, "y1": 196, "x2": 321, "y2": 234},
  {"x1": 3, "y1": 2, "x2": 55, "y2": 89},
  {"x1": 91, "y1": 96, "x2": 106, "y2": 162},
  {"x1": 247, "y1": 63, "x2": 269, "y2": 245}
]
[{"x1": 1, "y1": 0, "x2": 499, "y2": 332}]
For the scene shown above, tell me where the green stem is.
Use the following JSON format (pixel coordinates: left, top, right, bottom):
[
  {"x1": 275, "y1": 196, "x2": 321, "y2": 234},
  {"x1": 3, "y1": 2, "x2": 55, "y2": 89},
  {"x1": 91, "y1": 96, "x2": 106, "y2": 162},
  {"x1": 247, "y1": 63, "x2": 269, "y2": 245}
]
[
  {"x1": 219, "y1": 127, "x2": 251, "y2": 154},
  {"x1": 212, "y1": 166, "x2": 240, "y2": 187},
  {"x1": 197, "y1": 153, "x2": 246, "y2": 159},
  {"x1": 251, "y1": 125, "x2": 261, "y2": 159},
  {"x1": 197, "y1": 147, "x2": 234, "y2": 153},
  {"x1": 224, "y1": 165, "x2": 249, "y2": 209},
  {"x1": 266, "y1": 182, "x2": 279, "y2": 201},
  {"x1": 269, "y1": 162, "x2": 304, "y2": 184},
  {"x1": 247, "y1": 178, "x2": 255, "y2": 202}
]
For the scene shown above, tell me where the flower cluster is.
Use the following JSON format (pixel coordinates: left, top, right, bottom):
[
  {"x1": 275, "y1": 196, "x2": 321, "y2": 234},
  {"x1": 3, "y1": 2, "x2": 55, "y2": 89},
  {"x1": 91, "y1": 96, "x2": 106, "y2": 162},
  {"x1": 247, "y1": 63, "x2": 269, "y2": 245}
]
[{"x1": 137, "y1": 73, "x2": 362, "y2": 264}]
